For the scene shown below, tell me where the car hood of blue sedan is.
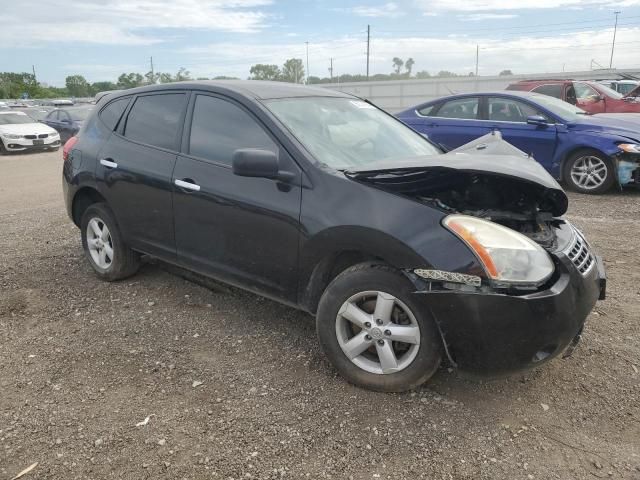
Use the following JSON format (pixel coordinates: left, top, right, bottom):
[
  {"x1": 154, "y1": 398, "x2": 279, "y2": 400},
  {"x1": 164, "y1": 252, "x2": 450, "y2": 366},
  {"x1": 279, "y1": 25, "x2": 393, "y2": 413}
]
[{"x1": 569, "y1": 114, "x2": 640, "y2": 141}]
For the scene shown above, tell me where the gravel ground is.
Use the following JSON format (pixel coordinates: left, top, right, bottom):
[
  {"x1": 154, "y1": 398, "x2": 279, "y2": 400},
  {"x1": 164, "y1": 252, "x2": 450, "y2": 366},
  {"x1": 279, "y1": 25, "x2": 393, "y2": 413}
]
[{"x1": 1, "y1": 150, "x2": 639, "y2": 480}]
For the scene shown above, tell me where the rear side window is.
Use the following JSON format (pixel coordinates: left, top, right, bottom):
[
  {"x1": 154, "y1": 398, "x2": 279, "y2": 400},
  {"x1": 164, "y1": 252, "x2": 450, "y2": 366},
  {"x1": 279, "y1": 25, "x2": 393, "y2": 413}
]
[
  {"x1": 47, "y1": 111, "x2": 59, "y2": 121},
  {"x1": 124, "y1": 94, "x2": 186, "y2": 150},
  {"x1": 435, "y1": 98, "x2": 479, "y2": 119},
  {"x1": 99, "y1": 97, "x2": 130, "y2": 131},
  {"x1": 188, "y1": 95, "x2": 277, "y2": 165},
  {"x1": 532, "y1": 84, "x2": 563, "y2": 99}
]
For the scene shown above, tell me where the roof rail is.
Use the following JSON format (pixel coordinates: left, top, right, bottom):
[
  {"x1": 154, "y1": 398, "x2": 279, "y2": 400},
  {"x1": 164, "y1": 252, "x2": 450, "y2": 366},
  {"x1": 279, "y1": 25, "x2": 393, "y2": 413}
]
[{"x1": 516, "y1": 78, "x2": 575, "y2": 82}]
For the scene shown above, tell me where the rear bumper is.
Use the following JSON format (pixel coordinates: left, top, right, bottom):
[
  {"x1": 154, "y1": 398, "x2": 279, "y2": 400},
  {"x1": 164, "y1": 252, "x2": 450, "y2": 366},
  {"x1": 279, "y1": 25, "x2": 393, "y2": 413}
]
[{"x1": 419, "y1": 254, "x2": 605, "y2": 375}]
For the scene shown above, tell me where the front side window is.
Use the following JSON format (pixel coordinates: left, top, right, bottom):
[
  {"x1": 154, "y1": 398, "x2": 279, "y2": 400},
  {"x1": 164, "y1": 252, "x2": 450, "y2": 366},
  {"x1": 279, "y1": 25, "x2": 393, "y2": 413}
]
[
  {"x1": 487, "y1": 97, "x2": 542, "y2": 122},
  {"x1": 435, "y1": 98, "x2": 479, "y2": 120},
  {"x1": 58, "y1": 111, "x2": 71, "y2": 122},
  {"x1": 124, "y1": 93, "x2": 186, "y2": 150},
  {"x1": 99, "y1": 97, "x2": 130, "y2": 130},
  {"x1": 532, "y1": 84, "x2": 563, "y2": 99},
  {"x1": 574, "y1": 83, "x2": 600, "y2": 100},
  {"x1": 46, "y1": 111, "x2": 59, "y2": 121},
  {"x1": 188, "y1": 95, "x2": 277, "y2": 165},
  {"x1": 265, "y1": 97, "x2": 440, "y2": 170}
]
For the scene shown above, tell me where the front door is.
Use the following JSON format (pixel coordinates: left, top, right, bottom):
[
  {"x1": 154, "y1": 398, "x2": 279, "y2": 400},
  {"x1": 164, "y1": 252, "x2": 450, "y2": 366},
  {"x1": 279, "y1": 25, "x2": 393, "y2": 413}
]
[
  {"x1": 96, "y1": 92, "x2": 188, "y2": 259},
  {"x1": 574, "y1": 82, "x2": 606, "y2": 114},
  {"x1": 172, "y1": 93, "x2": 302, "y2": 303},
  {"x1": 484, "y1": 96, "x2": 558, "y2": 171}
]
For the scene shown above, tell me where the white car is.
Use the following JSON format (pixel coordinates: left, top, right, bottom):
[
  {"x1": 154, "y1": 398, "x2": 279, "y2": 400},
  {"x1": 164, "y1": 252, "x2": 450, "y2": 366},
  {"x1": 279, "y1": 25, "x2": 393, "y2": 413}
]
[{"x1": 0, "y1": 111, "x2": 61, "y2": 154}]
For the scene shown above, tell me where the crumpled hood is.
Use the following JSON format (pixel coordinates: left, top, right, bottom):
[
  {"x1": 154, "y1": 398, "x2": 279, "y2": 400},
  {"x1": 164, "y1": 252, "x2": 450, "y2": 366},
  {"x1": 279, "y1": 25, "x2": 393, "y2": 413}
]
[
  {"x1": 568, "y1": 114, "x2": 640, "y2": 141},
  {"x1": 0, "y1": 122, "x2": 58, "y2": 136},
  {"x1": 345, "y1": 131, "x2": 568, "y2": 216}
]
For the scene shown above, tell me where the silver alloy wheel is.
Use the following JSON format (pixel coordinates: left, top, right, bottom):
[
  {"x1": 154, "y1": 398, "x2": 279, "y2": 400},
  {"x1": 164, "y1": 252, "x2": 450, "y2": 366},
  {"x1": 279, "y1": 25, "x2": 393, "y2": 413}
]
[
  {"x1": 570, "y1": 155, "x2": 608, "y2": 190},
  {"x1": 335, "y1": 291, "x2": 421, "y2": 375},
  {"x1": 86, "y1": 217, "x2": 114, "y2": 269}
]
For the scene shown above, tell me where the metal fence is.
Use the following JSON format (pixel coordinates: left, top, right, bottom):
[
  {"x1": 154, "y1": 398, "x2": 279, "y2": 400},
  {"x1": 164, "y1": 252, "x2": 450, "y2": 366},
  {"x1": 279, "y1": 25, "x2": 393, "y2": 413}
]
[{"x1": 318, "y1": 68, "x2": 640, "y2": 113}]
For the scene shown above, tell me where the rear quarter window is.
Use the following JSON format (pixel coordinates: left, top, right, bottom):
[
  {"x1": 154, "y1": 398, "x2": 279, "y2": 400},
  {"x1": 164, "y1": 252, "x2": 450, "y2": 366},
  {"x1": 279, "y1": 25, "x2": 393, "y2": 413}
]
[
  {"x1": 417, "y1": 104, "x2": 437, "y2": 116},
  {"x1": 531, "y1": 84, "x2": 563, "y2": 99},
  {"x1": 98, "y1": 97, "x2": 130, "y2": 130}
]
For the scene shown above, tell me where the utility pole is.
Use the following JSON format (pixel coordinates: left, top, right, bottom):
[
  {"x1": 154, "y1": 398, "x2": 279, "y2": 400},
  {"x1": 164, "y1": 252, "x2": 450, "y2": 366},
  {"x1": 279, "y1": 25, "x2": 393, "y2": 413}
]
[
  {"x1": 150, "y1": 56, "x2": 154, "y2": 83},
  {"x1": 609, "y1": 11, "x2": 620, "y2": 68},
  {"x1": 366, "y1": 25, "x2": 370, "y2": 80},
  {"x1": 32, "y1": 65, "x2": 37, "y2": 82},
  {"x1": 305, "y1": 42, "x2": 309, "y2": 84},
  {"x1": 475, "y1": 45, "x2": 479, "y2": 76},
  {"x1": 329, "y1": 58, "x2": 334, "y2": 82}
]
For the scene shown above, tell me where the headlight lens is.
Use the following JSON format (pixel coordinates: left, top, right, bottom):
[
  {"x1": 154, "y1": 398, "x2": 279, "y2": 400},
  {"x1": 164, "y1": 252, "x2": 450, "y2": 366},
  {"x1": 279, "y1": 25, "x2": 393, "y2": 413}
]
[
  {"x1": 50, "y1": 132, "x2": 60, "y2": 137},
  {"x1": 1, "y1": 133, "x2": 22, "y2": 139},
  {"x1": 618, "y1": 143, "x2": 640, "y2": 153},
  {"x1": 443, "y1": 214, "x2": 554, "y2": 286}
]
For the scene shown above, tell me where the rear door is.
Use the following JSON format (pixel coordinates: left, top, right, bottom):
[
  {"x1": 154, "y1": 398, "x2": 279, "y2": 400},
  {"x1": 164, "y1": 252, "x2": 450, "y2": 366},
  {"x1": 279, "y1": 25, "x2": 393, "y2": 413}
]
[
  {"x1": 96, "y1": 91, "x2": 188, "y2": 259},
  {"x1": 485, "y1": 96, "x2": 558, "y2": 171},
  {"x1": 172, "y1": 93, "x2": 302, "y2": 302},
  {"x1": 415, "y1": 96, "x2": 489, "y2": 150}
]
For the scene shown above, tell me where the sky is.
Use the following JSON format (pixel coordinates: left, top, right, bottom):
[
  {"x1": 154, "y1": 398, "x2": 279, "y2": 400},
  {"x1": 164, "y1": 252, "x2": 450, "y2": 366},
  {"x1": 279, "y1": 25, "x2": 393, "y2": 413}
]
[{"x1": 1, "y1": 0, "x2": 640, "y2": 86}]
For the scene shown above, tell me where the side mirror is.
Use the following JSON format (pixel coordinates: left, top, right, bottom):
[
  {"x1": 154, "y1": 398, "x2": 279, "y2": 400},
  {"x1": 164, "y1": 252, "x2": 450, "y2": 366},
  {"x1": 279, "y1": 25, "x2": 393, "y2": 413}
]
[
  {"x1": 593, "y1": 95, "x2": 604, "y2": 102},
  {"x1": 526, "y1": 115, "x2": 549, "y2": 127},
  {"x1": 232, "y1": 149, "x2": 284, "y2": 180}
]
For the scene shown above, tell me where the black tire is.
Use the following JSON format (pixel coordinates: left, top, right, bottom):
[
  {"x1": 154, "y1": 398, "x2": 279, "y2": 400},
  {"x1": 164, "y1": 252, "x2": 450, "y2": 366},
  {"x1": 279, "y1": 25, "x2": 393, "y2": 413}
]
[
  {"x1": 0, "y1": 140, "x2": 7, "y2": 155},
  {"x1": 316, "y1": 263, "x2": 442, "y2": 392},
  {"x1": 80, "y1": 203, "x2": 140, "y2": 281},
  {"x1": 563, "y1": 149, "x2": 615, "y2": 194}
]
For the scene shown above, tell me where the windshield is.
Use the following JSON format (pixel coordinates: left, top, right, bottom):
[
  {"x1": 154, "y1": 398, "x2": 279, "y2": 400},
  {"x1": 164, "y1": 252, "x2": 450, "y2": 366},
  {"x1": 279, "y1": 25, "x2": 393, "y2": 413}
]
[
  {"x1": 618, "y1": 83, "x2": 640, "y2": 95},
  {"x1": 264, "y1": 97, "x2": 440, "y2": 169},
  {"x1": 0, "y1": 113, "x2": 35, "y2": 125},
  {"x1": 595, "y1": 83, "x2": 623, "y2": 99},
  {"x1": 528, "y1": 93, "x2": 588, "y2": 121},
  {"x1": 67, "y1": 108, "x2": 92, "y2": 121}
]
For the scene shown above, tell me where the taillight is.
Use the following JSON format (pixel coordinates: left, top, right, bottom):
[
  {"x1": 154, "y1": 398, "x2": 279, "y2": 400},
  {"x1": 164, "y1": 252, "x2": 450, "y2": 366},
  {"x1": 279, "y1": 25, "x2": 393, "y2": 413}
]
[{"x1": 62, "y1": 136, "x2": 79, "y2": 162}]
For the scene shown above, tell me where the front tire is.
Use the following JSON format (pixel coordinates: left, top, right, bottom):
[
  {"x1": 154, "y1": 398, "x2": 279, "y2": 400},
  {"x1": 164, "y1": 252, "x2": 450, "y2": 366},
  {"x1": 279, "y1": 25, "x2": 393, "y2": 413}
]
[
  {"x1": 564, "y1": 149, "x2": 614, "y2": 194},
  {"x1": 80, "y1": 203, "x2": 140, "y2": 281},
  {"x1": 316, "y1": 263, "x2": 442, "y2": 392}
]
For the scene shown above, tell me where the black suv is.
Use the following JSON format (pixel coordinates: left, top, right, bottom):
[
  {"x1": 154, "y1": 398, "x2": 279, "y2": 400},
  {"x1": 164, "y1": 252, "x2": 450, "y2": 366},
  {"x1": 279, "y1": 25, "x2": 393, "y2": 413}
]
[{"x1": 63, "y1": 81, "x2": 605, "y2": 392}]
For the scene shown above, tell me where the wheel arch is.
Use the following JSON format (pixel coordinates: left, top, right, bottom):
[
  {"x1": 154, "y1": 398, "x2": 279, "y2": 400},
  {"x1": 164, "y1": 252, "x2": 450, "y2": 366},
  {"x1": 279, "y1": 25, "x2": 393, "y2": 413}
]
[
  {"x1": 71, "y1": 187, "x2": 107, "y2": 227},
  {"x1": 558, "y1": 145, "x2": 614, "y2": 181}
]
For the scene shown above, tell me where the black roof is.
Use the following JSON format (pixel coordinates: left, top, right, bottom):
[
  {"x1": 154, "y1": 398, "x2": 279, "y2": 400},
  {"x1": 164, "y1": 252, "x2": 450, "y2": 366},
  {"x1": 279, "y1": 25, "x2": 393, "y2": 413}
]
[{"x1": 107, "y1": 80, "x2": 351, "y2": 101}]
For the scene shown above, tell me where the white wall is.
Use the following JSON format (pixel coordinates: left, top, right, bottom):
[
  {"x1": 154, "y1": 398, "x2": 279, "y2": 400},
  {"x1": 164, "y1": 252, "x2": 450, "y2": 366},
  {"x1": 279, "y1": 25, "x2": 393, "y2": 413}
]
[{"x1": 318, "y1": 68, "x2": 640, "y2": 112}]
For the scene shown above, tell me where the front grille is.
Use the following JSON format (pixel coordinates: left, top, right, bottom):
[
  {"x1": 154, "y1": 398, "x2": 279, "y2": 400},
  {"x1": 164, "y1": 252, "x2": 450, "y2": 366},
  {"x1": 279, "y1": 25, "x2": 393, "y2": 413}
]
[
  {"x1": 24, "y1": 134, "x2": 36, "y2": 139},
  {"x1": 38, "y1": 133, "x2": 48, "y2": 138},
  {"x1": 566, "y1": 229, "x2": 594, "y2": 275}
]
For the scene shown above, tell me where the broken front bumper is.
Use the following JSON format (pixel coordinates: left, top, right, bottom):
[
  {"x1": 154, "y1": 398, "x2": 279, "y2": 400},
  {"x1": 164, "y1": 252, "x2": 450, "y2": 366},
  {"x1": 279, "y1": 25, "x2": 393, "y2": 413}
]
[{"x1": 417, "y1": 254, "x2": 605, "y2": 375}]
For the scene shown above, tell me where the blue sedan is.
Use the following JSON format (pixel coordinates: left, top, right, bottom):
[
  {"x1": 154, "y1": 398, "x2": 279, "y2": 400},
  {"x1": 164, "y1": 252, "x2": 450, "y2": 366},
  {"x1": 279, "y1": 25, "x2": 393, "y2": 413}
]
[{"x1": 397, "y1": 91, "x2": 640, "y2": 194}]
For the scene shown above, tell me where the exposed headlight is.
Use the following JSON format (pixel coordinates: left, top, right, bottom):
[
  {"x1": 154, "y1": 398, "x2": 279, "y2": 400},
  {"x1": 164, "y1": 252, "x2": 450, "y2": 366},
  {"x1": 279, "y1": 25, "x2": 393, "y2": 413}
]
[
  {"x1": 50, "y1": 131, "x2": 60, "y2": 137},
  {"x1": 618, "y1": 143, "x2": 640, "y2": 153},
  {"x1": 443, "y1": 214, "x2": 554, "y2": 286},
  {"x1": 1, "y1": 133, "x2": 22, "y2": 139}
]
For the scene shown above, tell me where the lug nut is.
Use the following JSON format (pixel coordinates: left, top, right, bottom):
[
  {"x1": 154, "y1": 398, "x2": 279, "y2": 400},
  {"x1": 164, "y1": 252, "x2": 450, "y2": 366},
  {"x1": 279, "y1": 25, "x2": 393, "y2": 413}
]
[
  {"x1": 384, "y1": 330, "x2": 391, "y2": 336},
  {"x1": 375, "y1": 319, "x2": 383, "y2": 326},
  {"x1": 377, "y1": 340, "x2": 385, "y2": 346},
  {"x1": 365, "y1": 334, "x2": 372, "y2": 341},
  {"x1": 364, "y1": 322, "x2": 371, "y2": 328}
]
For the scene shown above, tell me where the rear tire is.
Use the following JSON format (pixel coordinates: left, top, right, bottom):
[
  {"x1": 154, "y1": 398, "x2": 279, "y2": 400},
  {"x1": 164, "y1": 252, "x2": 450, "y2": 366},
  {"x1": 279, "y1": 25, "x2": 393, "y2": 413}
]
[
  {"x1": 316, "y1": 263, "x2": 442, "y2": 392},
  {"x1": 80, "y1": 203, "x2": 140, "y2": 281},
  {"x1": 563, "y1": 149, "x2": 615, "y2": 194}
]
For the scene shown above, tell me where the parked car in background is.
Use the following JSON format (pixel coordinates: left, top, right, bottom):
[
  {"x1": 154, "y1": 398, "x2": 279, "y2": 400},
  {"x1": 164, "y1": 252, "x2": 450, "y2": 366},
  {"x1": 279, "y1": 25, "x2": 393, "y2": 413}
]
[
  {"x1": 506, "y1": 79, "x2": 640, "y2": 114},
  {"x1": 15, "y1": 107, "x2": 54, "y2": 122},
  {"x1": 62, "y1": 81, "x2": 605, "y2": 391},
  {"x1": 42, "y1": 105, "x2": 94, "y2": 143},
  {"x1": 597, "y1": 79, "x2": 640, "y2": 97},
  {"x1": 396, "y1": 91, "x2": 640, "y2": 194},
  {"x1": 0, "y1": 111, "x2": 61, "y2": 154}
]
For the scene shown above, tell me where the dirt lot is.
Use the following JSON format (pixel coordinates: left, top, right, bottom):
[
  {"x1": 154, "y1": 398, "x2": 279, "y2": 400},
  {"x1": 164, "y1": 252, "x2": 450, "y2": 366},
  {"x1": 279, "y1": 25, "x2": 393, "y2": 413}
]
[{"x1": 1, "y1": 150, "x2": 639, "y2": 480}]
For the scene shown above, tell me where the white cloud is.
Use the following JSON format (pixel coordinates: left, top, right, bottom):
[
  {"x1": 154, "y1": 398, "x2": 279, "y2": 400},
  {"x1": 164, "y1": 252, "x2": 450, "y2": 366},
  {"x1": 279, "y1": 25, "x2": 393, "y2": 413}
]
[
  {"x1": 459, "y1": 13, "x2": 519, "y2": 21},
  {"x1": 415, "y1": 0, "x2": 640, "y2": 11},
  {"x1": 338, "y1": 2, "x2": 404, "y2": 18},
  {"x1": 0, "y1": 0, "x2": 272, "y2": 47}
]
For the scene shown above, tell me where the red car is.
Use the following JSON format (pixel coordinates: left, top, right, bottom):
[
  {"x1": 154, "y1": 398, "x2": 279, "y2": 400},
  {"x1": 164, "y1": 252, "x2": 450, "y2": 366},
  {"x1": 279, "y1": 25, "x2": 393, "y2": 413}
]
[{"x1": 507, "y1": 79, "x2": 640, "y2": 114}]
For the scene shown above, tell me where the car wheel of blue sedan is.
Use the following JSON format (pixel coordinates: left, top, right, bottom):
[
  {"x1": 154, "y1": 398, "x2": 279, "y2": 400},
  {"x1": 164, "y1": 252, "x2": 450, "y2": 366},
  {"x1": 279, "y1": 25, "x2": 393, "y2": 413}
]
[
  {"x1": 316, "y1": 262, "x2": 443, "y2": 392},
  {"x1": 564, "y1": 149, "x2": 615, "y2": 194}
]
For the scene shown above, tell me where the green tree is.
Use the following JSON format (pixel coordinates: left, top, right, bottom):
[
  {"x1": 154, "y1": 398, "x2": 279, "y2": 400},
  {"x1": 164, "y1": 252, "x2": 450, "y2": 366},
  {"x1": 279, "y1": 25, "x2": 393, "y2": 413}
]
[
  {"x1": 281, "y1": 58, "x2": 305, "y2": 84},
  {"x1": 0, "y1": 72, "x2": 38, "y2": 98},
  {"x1": 89, "y1": 81, "x2": 118, "y2": 96},
  {"x1": 157, "y1": 72, "x2": 174, "y2": 83},
  {"x1": 437, "y1": 70, "x2": 457, "y2": 78},
  {"x1": 249, "y1": 64, "x2": 281, "y2": 81},
  {"x1": 415, "y1": 70, "x2": 431, "y2": 79},
  {"x1": 405, "y1": 58, "x2": 415, "y2": 76},
  {"x1": 175, "y1": 67, "x2": 191, "y2": 81},
  {"x1": 117, "y1": 73, "x2": 144, "y2": 89},
  {"x1": 392, "y1": 57, "x2": 404, "y2": 75},
  {"x1": 499, "y1": 69, "x2": 514, "y2": 76},
  {"x1": 65, "y1": 75, "x2": 89, "y2": 97}
]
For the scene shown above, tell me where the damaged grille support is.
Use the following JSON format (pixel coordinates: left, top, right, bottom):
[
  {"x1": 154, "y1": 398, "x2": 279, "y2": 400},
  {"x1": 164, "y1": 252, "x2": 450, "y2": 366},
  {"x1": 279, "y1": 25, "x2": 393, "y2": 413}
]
[{"x1": 414, "y1": 269, "x2": 482, "y2": 287}]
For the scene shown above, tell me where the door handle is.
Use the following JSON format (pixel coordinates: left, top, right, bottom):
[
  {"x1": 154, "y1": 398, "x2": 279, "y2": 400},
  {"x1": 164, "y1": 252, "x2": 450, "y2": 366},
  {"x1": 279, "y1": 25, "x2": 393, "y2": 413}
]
[
  {"x1": 174, "y1": 178, "x2": 201, "y2": 192},
  {"x1": 100, "y1": 158, "x2": 118, "y2": 169}
]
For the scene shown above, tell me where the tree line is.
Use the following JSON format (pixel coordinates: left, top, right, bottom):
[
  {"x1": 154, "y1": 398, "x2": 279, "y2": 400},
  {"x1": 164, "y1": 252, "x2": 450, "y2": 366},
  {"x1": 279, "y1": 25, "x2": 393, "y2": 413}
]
[{"x1": 0, "y1": 57, "x2": 514, "y2": 99}]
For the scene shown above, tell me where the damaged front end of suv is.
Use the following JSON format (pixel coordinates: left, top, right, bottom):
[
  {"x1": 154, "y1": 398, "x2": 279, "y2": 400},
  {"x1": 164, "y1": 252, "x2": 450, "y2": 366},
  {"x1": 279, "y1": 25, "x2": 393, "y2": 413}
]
[{"x1": 345, "y1": 132, "x2": 606, "y2": 374}]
